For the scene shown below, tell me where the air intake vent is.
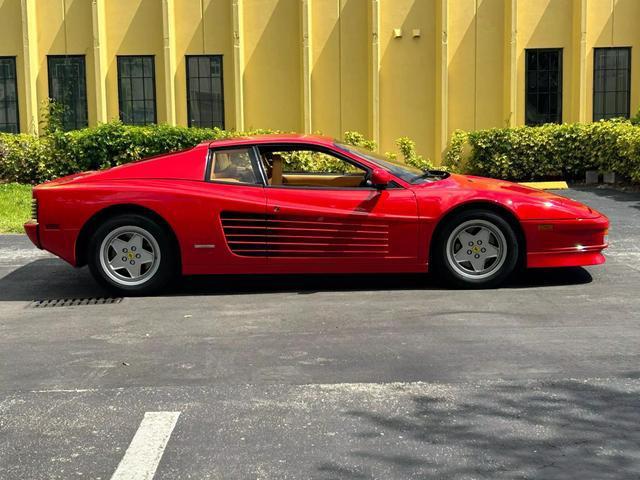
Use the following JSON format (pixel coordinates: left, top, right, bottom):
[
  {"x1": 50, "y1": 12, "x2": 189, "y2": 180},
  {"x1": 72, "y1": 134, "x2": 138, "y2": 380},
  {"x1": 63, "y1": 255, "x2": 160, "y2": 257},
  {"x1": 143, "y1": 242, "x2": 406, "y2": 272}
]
[
  {"x1": 28, "y1": 297, "x2": 123, "y2": 308},
  {"x1": 221, "y1": 211, "x2": 389, "y2": 258}
]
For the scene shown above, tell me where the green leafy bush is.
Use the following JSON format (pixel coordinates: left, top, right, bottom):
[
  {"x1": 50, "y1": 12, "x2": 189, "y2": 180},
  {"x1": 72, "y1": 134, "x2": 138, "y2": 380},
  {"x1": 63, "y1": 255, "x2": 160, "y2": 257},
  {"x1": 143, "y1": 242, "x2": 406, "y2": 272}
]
[
  {"x1": 0, "y1": 134, "x2": 59, "y2": 184},
  {"x1": 396, "y1": 137, "x2": 434, "y2": 171},
  {"x1": 0, "y1": 121, "x2": 433, "y2": 184},
  {"x1": 0, "y1": 122, "x2": 276, "y2": 184},
  {"x1": 444, "y1": 120, "x2": 640, "y2": 183}
]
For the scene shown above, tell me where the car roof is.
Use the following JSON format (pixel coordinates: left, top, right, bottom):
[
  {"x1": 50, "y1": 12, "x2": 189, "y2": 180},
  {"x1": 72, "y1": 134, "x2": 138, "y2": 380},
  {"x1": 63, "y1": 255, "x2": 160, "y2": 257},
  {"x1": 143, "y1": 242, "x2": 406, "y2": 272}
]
[{"x1": 201, "y1": 133, "x2": 336, "y2": 148}]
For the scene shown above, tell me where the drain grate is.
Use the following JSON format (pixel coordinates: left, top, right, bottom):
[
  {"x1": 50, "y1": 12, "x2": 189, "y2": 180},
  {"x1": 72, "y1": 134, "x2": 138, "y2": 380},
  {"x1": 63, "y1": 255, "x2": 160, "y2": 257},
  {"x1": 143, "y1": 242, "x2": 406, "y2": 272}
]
[{"x1": 28, "y1": 297, "x2": 124, "y2": 308}]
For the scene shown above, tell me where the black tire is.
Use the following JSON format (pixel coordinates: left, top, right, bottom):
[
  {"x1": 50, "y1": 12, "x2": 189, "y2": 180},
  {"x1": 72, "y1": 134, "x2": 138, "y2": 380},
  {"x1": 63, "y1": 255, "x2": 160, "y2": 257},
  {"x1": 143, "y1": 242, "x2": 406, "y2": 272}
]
[
  {"x1": 432, "y1": 209, "x2": 519, "y2": 288},
  {"x1": 88, "y1": 214, "x2": 177, "y2": 295}
]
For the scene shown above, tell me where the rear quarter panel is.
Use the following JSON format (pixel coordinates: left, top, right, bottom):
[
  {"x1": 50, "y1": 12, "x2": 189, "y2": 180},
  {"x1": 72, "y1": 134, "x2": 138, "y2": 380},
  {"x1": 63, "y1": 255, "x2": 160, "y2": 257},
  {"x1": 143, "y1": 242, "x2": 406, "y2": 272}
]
[{"x1": 36, "y1": 179, "x2": 267, "y2": 273}]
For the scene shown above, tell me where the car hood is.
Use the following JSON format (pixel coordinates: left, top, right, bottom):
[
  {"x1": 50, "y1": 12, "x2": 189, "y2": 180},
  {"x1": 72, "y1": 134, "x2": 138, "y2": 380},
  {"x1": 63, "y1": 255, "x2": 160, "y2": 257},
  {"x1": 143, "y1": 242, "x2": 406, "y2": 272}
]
[{"x1": 418, "y1": 174, "x2": 602, "y2": 219}]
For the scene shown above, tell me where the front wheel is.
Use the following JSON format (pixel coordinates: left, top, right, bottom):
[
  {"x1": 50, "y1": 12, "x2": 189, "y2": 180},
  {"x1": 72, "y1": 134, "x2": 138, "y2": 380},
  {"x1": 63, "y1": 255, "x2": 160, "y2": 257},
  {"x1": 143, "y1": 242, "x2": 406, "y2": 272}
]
[
  {"x1": 88, "y1": 214, "x2": 176, "y2": 295},
  {"x1": 433, "y1": 210, "x2": 519, "y2": 288}
]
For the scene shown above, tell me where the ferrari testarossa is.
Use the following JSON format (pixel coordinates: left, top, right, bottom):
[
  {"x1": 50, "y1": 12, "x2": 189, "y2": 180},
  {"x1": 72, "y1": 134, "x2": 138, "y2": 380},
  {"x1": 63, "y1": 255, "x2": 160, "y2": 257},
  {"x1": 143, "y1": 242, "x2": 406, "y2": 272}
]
[{"x1": 24, "y1": 134, "x2": 609, "y2": 294}]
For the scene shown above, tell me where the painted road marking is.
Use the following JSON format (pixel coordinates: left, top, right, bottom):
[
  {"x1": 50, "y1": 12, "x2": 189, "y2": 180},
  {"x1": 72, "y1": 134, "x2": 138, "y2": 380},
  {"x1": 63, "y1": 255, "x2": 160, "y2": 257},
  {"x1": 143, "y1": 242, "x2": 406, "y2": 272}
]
[{"x1": 111, "y1": 411, "x2": 180, "y2": 480}]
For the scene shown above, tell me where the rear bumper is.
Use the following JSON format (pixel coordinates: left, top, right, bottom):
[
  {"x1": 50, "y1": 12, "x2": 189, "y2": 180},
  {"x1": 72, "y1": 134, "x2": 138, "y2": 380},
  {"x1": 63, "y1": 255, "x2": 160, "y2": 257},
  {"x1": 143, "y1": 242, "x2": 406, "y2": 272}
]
[{"x1": 24, "y1": 221, "x2": 41, "y2": 249}]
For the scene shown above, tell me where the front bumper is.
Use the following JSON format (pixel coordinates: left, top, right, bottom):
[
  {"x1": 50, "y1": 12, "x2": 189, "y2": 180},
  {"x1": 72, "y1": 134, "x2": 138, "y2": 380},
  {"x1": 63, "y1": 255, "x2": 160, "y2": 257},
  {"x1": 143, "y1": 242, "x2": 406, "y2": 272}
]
[
  {"x1": 24, "y1": 221, "x2": 41, "y2": 249},
  {"x1": 523, "y1": 215, "x2": 609, "y2": 268}
]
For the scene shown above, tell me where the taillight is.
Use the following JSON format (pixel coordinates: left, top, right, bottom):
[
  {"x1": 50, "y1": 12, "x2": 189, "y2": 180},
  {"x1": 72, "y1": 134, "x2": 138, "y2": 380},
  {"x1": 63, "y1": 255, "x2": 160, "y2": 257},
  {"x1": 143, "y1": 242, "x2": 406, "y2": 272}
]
[{"x1": 31, "y1": 197, "x2": 38, "y2": 222}]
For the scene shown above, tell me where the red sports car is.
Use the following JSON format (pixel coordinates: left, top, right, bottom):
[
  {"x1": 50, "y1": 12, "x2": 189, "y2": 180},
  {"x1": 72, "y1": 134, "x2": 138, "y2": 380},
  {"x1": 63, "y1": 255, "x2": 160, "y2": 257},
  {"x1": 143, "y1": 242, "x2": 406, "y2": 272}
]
[{"x1": 24, "y1": 134, "x2": 608, "y2": 294}]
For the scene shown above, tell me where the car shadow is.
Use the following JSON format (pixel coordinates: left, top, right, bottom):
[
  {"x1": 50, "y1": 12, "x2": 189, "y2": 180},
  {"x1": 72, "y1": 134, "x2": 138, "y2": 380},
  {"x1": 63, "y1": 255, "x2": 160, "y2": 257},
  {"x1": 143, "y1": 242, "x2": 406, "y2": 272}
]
[
  {"x1": 314, "y1": 378, "x2": 640, "y2": 478},
  {"x1": 0, "y1": 258, "x2": 592, "y2": 302}
]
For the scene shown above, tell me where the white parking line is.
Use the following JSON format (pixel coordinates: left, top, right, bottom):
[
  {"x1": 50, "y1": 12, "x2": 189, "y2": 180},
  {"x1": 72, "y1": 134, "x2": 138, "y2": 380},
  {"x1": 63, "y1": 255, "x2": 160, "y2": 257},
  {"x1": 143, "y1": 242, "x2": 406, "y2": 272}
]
[{"x1": 111, "y1": 411, "x2": 180, "y2": 480}]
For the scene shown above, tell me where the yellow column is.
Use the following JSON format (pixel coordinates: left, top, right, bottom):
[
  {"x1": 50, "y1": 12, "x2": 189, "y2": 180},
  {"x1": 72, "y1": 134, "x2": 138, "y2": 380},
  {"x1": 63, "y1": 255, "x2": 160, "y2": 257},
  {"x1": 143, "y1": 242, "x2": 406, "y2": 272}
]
[
  {"x1": 92, "y1": 0, "x2": 108, "y2": 124},
  {"x1": 20, "y1": 0, "x2": 39, "y2": 134},
  {"x1": 371, "y1": 0, "x2": 380, "y2": 147},
  {"x1": 162, "y1": 0, "x2": 177, "y2": 125},
  {"x1": 504, "y1": 0, "x2": 518, "y2": 127},
  {"x1": 232, "y1": 0, "x2": 245, "y2": 131},
  {"x1": 575, "y1": 0, "x2": 588, "y2": 123},
  {"x1": 301, "y1": 0, "x2": 312, "y2": 133},
  {"x1": 435, "y1": 0, "x2": 448, "y2": 162}
]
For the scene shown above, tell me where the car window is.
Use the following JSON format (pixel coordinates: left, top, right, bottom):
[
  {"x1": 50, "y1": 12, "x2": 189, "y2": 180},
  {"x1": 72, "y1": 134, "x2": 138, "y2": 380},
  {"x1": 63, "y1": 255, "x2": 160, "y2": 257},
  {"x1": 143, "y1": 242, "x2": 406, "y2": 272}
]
[
  {"x1": 259, "y1": 148, "x2": 368, "y2": 188},
  {"x1": 209, "y1": 148, "x2": 260, "y2": 184}
]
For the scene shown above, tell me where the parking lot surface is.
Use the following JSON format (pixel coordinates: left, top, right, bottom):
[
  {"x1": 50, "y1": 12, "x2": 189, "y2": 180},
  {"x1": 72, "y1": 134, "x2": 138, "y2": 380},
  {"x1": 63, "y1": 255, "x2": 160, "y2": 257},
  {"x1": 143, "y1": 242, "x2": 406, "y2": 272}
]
[{"x1": 1, "y1": 187, "x2": 639, "y2": 479}]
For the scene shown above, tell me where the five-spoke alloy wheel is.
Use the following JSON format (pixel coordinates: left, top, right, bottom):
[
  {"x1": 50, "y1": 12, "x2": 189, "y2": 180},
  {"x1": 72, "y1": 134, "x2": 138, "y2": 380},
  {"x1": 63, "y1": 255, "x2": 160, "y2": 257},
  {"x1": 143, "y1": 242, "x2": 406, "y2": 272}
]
[
  {"x1": 434, "y1": 209, "x2": 519, "y2": 288},
  {"x1": 88, "y1": 214, "x2": 176, "y2": 295},
  {"x1": 100, "y1": 226, "x2": 161, "y2": 286}
]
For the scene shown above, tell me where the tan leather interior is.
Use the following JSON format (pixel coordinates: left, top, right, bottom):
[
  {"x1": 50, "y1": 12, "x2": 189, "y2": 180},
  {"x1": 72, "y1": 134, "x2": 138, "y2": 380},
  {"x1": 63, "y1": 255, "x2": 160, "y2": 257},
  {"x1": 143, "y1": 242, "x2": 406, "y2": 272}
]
[
  {"x1": 210, "y1": 152, "x2": 247, "y2": 183},
  {"x1": 270, "y1": 155, "x2": 283, "y2": 185},
  {"x1": 281, "y1": 174, "x2": 365, "y2": 187}
]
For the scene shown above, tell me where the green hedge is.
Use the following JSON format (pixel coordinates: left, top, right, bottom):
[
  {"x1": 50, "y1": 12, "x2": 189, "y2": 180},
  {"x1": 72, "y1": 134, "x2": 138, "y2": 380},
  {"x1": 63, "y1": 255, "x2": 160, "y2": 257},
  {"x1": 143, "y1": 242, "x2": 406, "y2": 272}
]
[
  {"x1": 444, "y1": 120, "x2": 640, "y2": 183},
  {"x1": 0, "y1": 122, "x2": 432, "y2": 184},
  {"x1": 6, "y1": 118, "x2": 638, "y2": 185},
  {"x1": 0, "y1": 123, "x2": 276, "y2": 184}
]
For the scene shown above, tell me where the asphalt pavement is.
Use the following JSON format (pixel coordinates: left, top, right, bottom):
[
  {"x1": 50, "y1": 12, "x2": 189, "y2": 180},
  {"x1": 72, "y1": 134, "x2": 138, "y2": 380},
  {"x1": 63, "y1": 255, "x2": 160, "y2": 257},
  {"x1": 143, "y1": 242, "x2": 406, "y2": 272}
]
[{"x1": 0, "y1": 187, "x2": 639, "y2": 479}]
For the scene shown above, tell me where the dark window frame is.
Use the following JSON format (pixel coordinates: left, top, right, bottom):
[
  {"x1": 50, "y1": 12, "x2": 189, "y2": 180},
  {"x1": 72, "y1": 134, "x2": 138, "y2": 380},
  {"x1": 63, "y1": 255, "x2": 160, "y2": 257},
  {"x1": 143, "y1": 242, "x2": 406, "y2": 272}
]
[
  {"x1": 204, "y1": 145, "x2": 265, "y2": 187},
  {"x1": 593, "y1": 47, "x2": 632, "y2": 121},
  {"x1": 256, "y1": 143, "x2": 378, "y2": 191},
  {"x1": 525, "y1": 48, "x2": 563, "y2": 126},
  {"x1": 0, "y1": 56, "x2": 19, "y2": 133},
  {"x1": 186, "y1": 54, "x2": 225, "y2": 129},
  {"x1": 47, "y1": 54, "x2": 89, "y2": 131},
  {"x1": 117, "y1": 55, "x2": 157, "y2": 125}
]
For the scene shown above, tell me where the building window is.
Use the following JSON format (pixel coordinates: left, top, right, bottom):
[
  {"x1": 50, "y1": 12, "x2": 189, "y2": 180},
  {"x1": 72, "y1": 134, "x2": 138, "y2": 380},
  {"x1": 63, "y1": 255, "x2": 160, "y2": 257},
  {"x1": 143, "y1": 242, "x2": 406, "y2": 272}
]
[
  {"x1": 593, "y1": 47, "x2": 631, "y2": 121},
  {"x1": 117, "y1": 56, "x2": 156, "y2": 125},
  {"x1": 525, "y1": 49, "x2": 563, "y2": 126},
  {"x1": 0, "y1": 57, "x2": 19, "y2": 133},
  {"x1": 47, "y1": 55, "x2": 88, "y2": 131},
  {"x1": 186, "y1": 55, "x2": 224, "y2": 129}
]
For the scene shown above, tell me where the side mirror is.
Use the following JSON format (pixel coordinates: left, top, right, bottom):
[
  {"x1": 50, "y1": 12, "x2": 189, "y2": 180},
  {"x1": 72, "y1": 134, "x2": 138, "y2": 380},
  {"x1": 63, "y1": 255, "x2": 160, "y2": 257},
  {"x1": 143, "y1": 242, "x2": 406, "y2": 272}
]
[{"x1": 370, "y1": 169, "x2": 391, "y2": 189}]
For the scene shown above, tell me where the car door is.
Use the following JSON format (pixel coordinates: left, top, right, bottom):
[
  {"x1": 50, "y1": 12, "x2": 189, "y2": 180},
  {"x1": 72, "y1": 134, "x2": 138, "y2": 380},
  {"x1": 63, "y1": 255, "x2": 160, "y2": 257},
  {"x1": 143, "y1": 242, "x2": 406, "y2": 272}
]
[{"x1": 259, "y1": 145, "x2": 419, "y2": 271}]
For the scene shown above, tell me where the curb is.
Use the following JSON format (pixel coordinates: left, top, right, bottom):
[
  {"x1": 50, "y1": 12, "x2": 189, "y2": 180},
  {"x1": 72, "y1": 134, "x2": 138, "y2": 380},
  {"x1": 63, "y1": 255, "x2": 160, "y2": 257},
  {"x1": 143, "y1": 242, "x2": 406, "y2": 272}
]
[{"x1": 518, "y1": 181, "x2": 569, "y2": 190}]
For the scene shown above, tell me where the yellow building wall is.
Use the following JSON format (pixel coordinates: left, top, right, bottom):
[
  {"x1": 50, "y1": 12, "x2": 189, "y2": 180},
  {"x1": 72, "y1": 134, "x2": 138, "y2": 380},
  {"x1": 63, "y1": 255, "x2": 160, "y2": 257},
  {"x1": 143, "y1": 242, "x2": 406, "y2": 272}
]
[
  {"x1": 104, "y1": 0, "x2": 166, "y2": 123},
  {"x1": 337, "y1": 0, "x2": 370, "y2": 137},
  {"x1": 173, "y1": 0, "x2": 235, "y2": 129},
  {"x1": 243, "y1": 0, "x2": 302, "y2": 131},
  {"x1": 585, "y1": 0, "x2": 640, "y2": 121},
  {"x1": 2, "y1": 0, "x2": 640, "y2": 161},
  {"x1": 310, "y1": 0, "x2": 341, "y2": 139},
  {"x1": 379, "y1": 0, "x2": 435, "y2": 159},
  {"x1": 0, "y1": 0, "x2": 26, "y2": 132},
  {"x1": 475, "y1": 0, "x2": 505, "y2": 129},
  {"x1": 516, "y1": 0, "x2": 575, "y2": 125},
  {"x1": 35, "y1": 0, "x2": 97, "y2": 125}
]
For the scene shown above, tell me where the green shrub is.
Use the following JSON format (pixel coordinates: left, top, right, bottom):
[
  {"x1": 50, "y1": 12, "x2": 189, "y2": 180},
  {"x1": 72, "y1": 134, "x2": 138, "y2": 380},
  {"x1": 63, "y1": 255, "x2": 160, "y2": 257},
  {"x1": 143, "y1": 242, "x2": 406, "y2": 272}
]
[
  {"x1": 444, "y1": 120, "x2": 640, "y2": 183},
  {"x1": 342, "y1": 131, "x2": 377, "y2": 151},
  {"x1": 0, "y1": 134, "x2": 58, "y2": 184},
  {"x1": 0, "y1": 121, "x2": 431, "y2": 184},
  {"x1": 396, "y1": 137, "x2": 434, "y2": 171},
  {"x1": 0, "y1": 122, "x2": 277, "y2": 184}
]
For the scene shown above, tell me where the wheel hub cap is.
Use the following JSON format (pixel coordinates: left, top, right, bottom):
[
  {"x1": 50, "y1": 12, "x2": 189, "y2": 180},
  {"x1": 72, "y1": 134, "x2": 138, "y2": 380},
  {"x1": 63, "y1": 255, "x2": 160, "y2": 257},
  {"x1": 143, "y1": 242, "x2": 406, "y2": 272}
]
[
  {"x1": 99, "y1": 226, "x2": 161, "y2": 286},
  {"x1": 445, "y1": 219, "x2": 507, "y2": 280}
]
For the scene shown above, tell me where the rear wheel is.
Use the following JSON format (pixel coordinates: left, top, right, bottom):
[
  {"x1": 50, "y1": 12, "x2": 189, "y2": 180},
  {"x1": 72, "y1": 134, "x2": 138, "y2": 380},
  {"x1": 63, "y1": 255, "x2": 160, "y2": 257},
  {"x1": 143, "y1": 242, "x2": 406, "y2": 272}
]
[
  {"x1": 433, "y1": 209, "x2": 519, "y2": 288},
  {"x1": 88, "y1": 214, "x2": 176, "y2": 295}
]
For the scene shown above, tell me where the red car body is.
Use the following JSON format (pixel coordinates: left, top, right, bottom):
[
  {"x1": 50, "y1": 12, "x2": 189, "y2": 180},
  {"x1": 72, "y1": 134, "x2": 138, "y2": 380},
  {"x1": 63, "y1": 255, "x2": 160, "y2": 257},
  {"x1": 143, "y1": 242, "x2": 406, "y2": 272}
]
[{"x1": 24, "y1": 134, "x2": 608, "y2": 278}]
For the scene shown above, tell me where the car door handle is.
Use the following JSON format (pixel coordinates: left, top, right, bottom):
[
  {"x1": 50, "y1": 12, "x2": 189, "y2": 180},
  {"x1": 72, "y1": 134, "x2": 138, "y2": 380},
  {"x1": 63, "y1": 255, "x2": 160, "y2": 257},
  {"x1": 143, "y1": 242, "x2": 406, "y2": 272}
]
[{"x1": 273, "y1": 206, "x2": 280, "y2": 213}]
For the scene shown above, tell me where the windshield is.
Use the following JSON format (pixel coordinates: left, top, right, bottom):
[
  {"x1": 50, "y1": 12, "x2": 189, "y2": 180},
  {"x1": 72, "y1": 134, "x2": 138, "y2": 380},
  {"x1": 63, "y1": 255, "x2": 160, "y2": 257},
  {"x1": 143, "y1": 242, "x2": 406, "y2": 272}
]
[{"x1": 334, "y1": 142, "x2": 440, "y2": 184}]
